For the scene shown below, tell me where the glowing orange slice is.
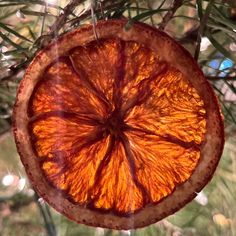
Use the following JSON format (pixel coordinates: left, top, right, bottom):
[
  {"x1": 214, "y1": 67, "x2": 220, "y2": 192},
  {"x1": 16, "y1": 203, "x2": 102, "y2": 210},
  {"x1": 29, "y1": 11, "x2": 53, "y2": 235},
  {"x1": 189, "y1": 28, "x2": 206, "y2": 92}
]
[{"x1": 13, "y1": 20, "x2": 224, "y2": 229}]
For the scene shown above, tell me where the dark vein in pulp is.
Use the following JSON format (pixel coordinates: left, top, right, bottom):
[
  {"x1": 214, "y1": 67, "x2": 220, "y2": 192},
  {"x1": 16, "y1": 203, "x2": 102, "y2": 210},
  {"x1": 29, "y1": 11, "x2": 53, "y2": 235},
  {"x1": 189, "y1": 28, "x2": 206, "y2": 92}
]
[
  {"x1": 126, "y1": 125, "x2": 201, "y2": 150},
  {"x1": 120, "y1": 133, "x2": 150, "y2": 205},
  {"x1": 63, "y1": 55, "x2": 111, "y2": 112},
  {"x1": 28, "y1": 110, "x2": 103, "y2": 126},
  {"x1": 87, "y1": 136, "x2": 116, "y2": 205}
]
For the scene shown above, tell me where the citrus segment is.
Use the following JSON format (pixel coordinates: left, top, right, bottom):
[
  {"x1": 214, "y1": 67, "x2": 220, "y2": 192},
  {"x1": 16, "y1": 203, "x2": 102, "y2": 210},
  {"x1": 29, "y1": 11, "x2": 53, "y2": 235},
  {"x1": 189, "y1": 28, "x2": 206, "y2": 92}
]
[
  {"x1": 121, "y1": 41, "x2": 162, "y2": 110},
  {"x1": 13, "y1": 20, "x2": 224, "y2": 229},
  {"x1": 91, "y1": 138, "x2": 144, "y2": 214},
  {"x1": 69, "y1": 39, "x2": 123, "y2": 110},
  {"x1": 50, "y1": 135, "x2": 110, "y2": 204},
  {"x1": 31, "y1": 114, "x2": 111, "y2": 202},
  {"x1": 125, "y1": 130, "x2": 201, "y2": 203},
  {"x1": 125, "y1": 67, "x2": 206, "y2": 144},
  {"x1": 29, "y1": 59, "x2": 107, "y2": 118},
  {"x1": 30, "y1": 115, "x2": 99, "y2": 159}
]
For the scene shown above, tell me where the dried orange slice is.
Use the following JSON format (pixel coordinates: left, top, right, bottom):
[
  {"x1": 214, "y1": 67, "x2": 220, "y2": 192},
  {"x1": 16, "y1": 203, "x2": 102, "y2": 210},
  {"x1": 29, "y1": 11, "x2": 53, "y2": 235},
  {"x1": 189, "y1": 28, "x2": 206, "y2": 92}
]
[{"x1": 13, "y1": 20, "x2": 224, "y2": 229}]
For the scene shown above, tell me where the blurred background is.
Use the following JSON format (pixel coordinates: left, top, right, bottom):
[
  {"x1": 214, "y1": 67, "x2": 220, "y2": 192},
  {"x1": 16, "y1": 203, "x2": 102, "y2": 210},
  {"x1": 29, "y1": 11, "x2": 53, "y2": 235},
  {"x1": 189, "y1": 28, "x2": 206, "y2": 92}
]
[{"x1": 0, "y1": 0, "x2": 236, "y2": 235}]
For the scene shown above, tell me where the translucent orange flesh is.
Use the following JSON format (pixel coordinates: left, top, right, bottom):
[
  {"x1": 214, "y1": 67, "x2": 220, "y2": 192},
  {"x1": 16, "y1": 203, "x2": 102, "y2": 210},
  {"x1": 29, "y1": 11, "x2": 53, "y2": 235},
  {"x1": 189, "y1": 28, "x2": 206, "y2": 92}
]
[{"x1": 28, "y1": 38, "x2": 206, "y2": 215}]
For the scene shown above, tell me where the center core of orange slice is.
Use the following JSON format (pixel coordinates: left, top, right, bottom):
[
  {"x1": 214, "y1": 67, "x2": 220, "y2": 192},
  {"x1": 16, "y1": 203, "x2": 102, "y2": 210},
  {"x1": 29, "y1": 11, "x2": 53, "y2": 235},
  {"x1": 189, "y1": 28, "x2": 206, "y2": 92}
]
[{"x1": 105, "y1": 111, "x2": 125, "y2": 136}]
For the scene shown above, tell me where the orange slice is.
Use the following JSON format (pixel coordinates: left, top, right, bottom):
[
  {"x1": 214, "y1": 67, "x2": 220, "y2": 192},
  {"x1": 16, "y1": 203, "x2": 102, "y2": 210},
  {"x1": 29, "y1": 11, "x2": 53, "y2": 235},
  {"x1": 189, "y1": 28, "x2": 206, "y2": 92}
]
[{"x1": 13, "y1": 20, "x2": 224, "y2": 229}]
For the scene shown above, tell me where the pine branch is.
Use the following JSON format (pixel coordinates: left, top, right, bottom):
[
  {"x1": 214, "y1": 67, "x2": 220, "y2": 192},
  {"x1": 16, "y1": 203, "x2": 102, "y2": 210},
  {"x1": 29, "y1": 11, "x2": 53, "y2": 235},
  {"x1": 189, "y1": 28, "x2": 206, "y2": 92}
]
[
  {"x1": 49, "y1": 0, "x2": 85, "y2": 36},
  {"x1": 207, "y1": 76, "x2": 236, "y2": 81},
  {"x1": 34, "y1": 193, "x2": 57, "y2": 236},
  {"x1": 0, "y1": 192, "x2": 34, "y2": 211},
  {"x1": 68, "y1": 0, "x2": 129, "y2": 26},
  {"x1": 0, "y1": 1, "x2": 85, "y2": 82},
  {"x1": 194, "y1": 0, "x2": 214, "y2": 60},
  {"x1": 159, "y1": 0, "x2": 183, "y2": 30},
  {"x1": 0, "y1": 60, "x2": 29, "y2": 82}
]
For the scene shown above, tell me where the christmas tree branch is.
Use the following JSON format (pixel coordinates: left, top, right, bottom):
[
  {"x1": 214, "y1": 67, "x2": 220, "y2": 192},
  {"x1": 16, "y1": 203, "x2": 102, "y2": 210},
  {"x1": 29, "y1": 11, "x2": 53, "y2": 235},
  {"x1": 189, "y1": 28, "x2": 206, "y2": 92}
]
[
  {"x1": 0, "y1": 192, "x2": 34, "y2": 210},
  {"x1": 68, "y1": 0, "x2": 129, "y2": 26},
  {"x1": 0, "y1": 60, "x2": 29, "y2": 83},
  {"x1": 194, "y1": 0, "x2": 214, "y2": 60},
  {"x1": 49, "y1": 0, "x2": 85, "y2": 36},
  {"x1": 159, "y1": 0, "x2": 183, "y2": 30},
  {"x1": 34, "y1": 193, "x2": 57, "y2": 236},
  {"x1": 207, "y1": 76, "x2": 236, "y2": 81}
]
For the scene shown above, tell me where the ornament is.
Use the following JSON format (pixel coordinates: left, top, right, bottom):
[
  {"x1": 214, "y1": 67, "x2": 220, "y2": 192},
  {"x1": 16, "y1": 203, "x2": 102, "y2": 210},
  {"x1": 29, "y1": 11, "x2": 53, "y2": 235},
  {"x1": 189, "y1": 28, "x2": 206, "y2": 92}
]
[{"x1": 13, "y1": 20, "x2": 224, "y2": 230}]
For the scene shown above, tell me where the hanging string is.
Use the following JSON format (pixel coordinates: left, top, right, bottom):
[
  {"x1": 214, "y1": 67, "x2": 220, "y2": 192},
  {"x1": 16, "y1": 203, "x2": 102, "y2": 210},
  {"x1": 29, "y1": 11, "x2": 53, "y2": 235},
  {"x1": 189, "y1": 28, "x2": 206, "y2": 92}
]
[{"x1": 90, "y1": 0, "x2": 99, "y2": 40}]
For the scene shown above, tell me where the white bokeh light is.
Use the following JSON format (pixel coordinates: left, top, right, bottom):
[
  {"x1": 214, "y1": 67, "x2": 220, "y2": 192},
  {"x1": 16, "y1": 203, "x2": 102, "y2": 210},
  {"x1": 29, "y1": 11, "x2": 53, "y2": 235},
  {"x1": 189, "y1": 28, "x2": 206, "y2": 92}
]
[
  {"x1": 229, "y1": 43, "x2": 236, "y2": 52},
  {"x1": 121, "y1": 230, "x2": 131, "y2": 235},
  {"x1": 46, "y1": 0, "x2": 58, "y2": 3},
  {"x1": 26, "y1": 189, "x2": 35, "y2": 197},
  {"x1": 2, "y1": 174, "x2": 14, "y2": 186},
  {"x1": 18, "y1": 178, "x2": 26, "y2": 191},
  {"x1": 194, "y1": 191, "x2": 208, "y2": 206},
  {"x1": 38, "y1": 198, "x2": 45, "y2": 204},
  {"x1": 95, "y1": 228, "x2": 104, "y2": 236},
  {"x1": 200, "y1": 37, "x2": 211, "y2": 51}
]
